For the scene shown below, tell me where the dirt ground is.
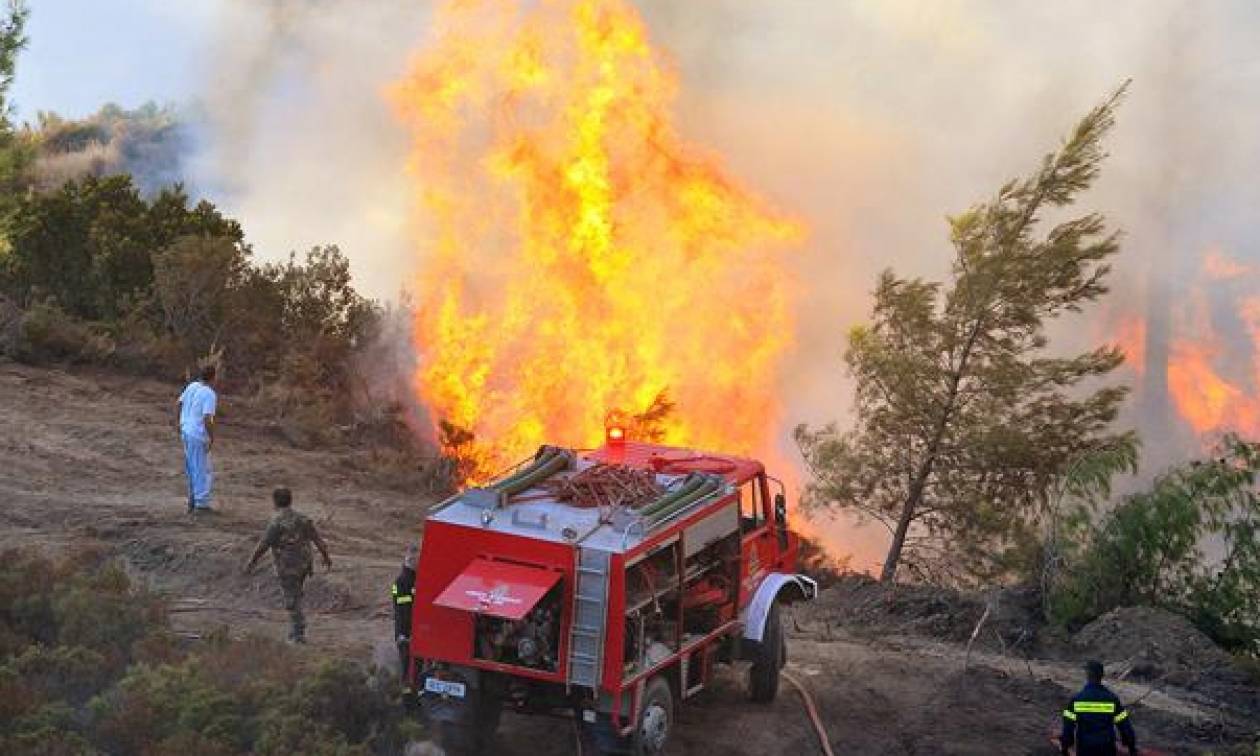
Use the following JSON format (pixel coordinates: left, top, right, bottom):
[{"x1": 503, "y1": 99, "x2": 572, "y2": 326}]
[{"x1": 1, "y1": 362, "x2": 1257, "y2": 755}]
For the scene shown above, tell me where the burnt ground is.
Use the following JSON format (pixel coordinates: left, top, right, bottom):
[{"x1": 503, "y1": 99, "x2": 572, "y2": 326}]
[{"x1": 1, "y1": 362, "x2": 1257, "y2": 755}]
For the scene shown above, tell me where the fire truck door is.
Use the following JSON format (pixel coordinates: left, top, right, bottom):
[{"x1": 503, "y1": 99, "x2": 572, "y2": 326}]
[
  {"x1": 433, "y1": 557, "x2": 563, "y2": 620},
  {"x1": 738, "y1": 475, "x2": 776, "y2": 602}
]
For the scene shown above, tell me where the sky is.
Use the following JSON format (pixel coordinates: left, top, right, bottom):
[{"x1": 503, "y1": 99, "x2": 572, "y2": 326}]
[{"x1": 13, "y1": 1, "x2": 215, "y2": 120}]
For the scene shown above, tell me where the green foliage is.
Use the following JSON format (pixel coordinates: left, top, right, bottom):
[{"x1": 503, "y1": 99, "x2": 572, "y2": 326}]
[
  {"x1": 1050, "y1": 435, "x2": 1260, "y2": 652},
  {"x1": 0, "y1": 170, "x2": 383, "y2": 431},
  {"x1": 258, "y1": 245, "x2": 382, "y2": 392},
  {"x1": 0, "y1": 547, "x2": 420, "y2": 755},
  {"x1": 1036, "y1": 439, "x2": 1141, "y2": 614},
  {"x1": 796, "y1": 84, "x2": 1134, "y2": 584},
  {"x1": 0, "y1": 1, "x2": 30, "y2": 227},
  {"x1": 9, "y1": 299, "x2": 114, "y2": 363},
  {"x1": 92, "y1": 662, "x2": 250, "y2": 753},
  {"x1": 2, "y1": 175, "x2": 242, "y2": 321},
  {"x1": 0, "y1": 1, "x2": 27, "y2": 130},
  {"x1": 151, "y1": 234, "x2": 250, "y2": 356}
]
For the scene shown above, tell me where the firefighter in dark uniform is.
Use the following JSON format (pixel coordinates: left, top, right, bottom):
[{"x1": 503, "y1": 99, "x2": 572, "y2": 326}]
[
  {"x1": 1061, "y1": 660, "x2": 1138, "y2": 756},
  {"x1": 392, "y1": 545, "x2": 418, "y2": 698}
]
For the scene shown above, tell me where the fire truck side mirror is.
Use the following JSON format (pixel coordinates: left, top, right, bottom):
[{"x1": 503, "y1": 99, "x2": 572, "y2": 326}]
[{"x1": 774, "y1": 493, "x2": 789, "y2": 549}]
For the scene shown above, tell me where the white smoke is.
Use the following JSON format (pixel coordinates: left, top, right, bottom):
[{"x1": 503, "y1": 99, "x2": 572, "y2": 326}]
[{"x1": 190, "y1": 1, "x2": 434, "y2": 298}]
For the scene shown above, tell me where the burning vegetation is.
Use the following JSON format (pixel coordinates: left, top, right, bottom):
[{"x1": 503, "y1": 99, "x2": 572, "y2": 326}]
[
  {"x1": 389, "y1": 0, "x2": 802, "y2": 480},
  {"x1": 1163, "y1": 253, "x2": 1260, "y2": 440}
]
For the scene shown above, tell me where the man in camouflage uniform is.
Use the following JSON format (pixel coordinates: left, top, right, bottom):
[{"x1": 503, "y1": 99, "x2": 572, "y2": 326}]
[{"x1": 243, "y1": 487, "x2": 332, "y2": 643}]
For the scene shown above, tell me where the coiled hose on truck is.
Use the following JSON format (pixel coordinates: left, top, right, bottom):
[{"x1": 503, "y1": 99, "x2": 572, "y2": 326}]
[{"x1": 490, "y1": 446, "x2": 574, "y2": 497}]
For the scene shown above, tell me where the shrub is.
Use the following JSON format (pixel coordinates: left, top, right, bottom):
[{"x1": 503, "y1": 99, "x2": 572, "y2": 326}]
[
  {"x1": 53, "y1": 572, "x2": 166, "y2": 674},
  {"x1": 292, "y1": 660, "x2": 396, "y2": 744},
  {"x1": 0, "y1": 702, "x2": 93, "y2": 756},
  {"x1": 254, "y1": 712, "x2": 366, "y2": 756},
  {"x1": 3, "y1": 176, "x2": 242, "y2": 321},
  {"x1": 0, "y1": 547, "x2": 166, "y2": 669},
  {"x1": 1050, "y1": 435, "x2": 1260, "y2": 652},
  {"x1": 1, "y1": 545, "x2": 421, "y2": 755},
  {"x1": 4, "y1": 644, "x2": 111, "y2": 706},
  {"x1": 151, "y1": 234, "x2": 248, "y2": 358},
  {"x1": 91, "y1": 662, "x2": 247, "y2": 754},
  {"x1": 11, "y1": 299, "x2": 114, "y2": 363}
]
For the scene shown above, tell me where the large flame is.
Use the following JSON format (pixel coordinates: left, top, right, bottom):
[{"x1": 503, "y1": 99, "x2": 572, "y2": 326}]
[
  {"x1": 1163, "y1": 252, "x2": 1260, "y2": 439},
  {"x1": 389, "y1": 0, "x2": 802, "y2": 478}
]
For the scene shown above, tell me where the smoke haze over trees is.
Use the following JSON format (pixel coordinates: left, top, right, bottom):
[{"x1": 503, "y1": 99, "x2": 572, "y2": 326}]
[{"x1": 28, "y1": 102, "x2": 190, "y2": 195}]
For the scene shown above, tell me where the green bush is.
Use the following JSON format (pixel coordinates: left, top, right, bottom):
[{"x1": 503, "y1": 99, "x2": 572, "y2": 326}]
[
  {"x1": 1050, "y1": 435, "x2": 1260, "y2": 652},
  {"x1": 292, "y1": 660, "x2": 395, "y2": 744},
  {"x1": 2, "y1": 176, "x2": 242, "y2": 322},
  {"x1": 0, "y1": 547, "x2": 420, "y2": 755},
  {"x1": 5, "y1": 644, "x2": 110, "y2": 705},
  {"x1": 91, "y1": 662, "x2": 249, "y2": 754},
  {"x1": 0, "y1": 701, "x2": 93, "y2": 756},
  {"x1": 0, "y1": 161, "x2": 403, "y2": 447},
  {"x1": 12, "y1": 299, "x2": 114, "y2": 363}
]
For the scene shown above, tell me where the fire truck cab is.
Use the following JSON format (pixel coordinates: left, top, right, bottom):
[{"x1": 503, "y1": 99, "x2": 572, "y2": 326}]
[{"x1": 408, "y1": 441, "x2": 817, "y2": 755}]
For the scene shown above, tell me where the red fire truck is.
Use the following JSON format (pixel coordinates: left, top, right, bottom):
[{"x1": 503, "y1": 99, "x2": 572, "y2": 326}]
[{"x1": 407, "y1": 437, "x2": 817, "y2": 755}]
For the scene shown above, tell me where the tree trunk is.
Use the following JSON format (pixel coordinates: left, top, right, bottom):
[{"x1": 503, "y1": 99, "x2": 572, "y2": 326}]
[
  {"x1": 880, "y1": 461, "x2": 932, "y2": 582},
  {"x1": 879, "y1": 319, "x2": 985, "y2": 583}
]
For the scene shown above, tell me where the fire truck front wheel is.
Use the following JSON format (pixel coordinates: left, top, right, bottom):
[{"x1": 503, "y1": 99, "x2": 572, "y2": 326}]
[
  {"x1": 749, "y1": 600, "x2": 785, "y2": 702},
  {"x1": 633, "y1": 676, "x2": 674, "y2": 755}
]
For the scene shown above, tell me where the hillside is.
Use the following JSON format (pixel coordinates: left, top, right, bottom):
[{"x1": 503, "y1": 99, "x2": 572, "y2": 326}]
[{"x1": 1, "y1": 362, "x2": 1256, "y2": 755}]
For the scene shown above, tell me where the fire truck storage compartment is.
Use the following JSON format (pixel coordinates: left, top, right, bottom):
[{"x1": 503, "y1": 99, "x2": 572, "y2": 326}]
[
  {"x1": 622, "y1": 499, "x2": 740, "y2": 679},
  {"x1": 430, "y1": 556, "x2": 565, "y2": 673},
  {"x1": 472, "y1": 583, "x2": 562, "y2": 671}
]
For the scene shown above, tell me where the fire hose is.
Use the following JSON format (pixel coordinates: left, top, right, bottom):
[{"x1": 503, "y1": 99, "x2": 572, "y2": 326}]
[
  {"x1": 571, "y1": 670, "x2": 835, "y2": 756},
  {"x1": 781, "y1": 671, "x2": 836, "y2": 756}
]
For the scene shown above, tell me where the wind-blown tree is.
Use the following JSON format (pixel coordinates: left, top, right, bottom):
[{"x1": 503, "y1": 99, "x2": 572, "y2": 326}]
[{"x1": 796, "y1": 85, "x2": 1135, "y2": 584}]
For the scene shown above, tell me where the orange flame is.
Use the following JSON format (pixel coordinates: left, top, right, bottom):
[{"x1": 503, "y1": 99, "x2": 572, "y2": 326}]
[
  {"x1": 1167, "y1": 340, "x2": 1258, "y2": 435},
  {"x1": 390, "y1": 0, "x2": 802, "y2": 478},
  {"x1": 1164, "y1": 252, "x2": 1260, "y2": 439}
]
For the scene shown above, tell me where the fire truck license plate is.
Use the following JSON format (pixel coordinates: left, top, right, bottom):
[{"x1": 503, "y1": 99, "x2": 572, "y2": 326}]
[{"x1": 424, "y1": 678, "x2": 467, "y2": 698}]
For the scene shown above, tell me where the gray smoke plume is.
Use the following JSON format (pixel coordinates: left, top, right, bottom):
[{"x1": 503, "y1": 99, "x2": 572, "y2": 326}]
[{"x1": 189, "y1": 0, "x2": 433, "y2": 297}]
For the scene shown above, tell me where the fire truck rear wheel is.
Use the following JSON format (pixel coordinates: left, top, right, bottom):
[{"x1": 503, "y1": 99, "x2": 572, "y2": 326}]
[
  {"x1": 632, "y1": 676, "x2": 674, "y2": 755},
  {"x1": 749, "y1": 600, "x2": 784, "y2": 702}
]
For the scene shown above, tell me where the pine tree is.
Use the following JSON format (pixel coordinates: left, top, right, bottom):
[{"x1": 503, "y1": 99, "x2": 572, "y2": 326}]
[{"x1": 796, "y1": 84, "x2": 1135, "y2": 583}]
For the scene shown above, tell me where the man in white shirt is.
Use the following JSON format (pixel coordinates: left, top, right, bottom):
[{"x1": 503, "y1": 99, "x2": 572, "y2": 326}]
[{"x1": 177, "y1": 365, "x2": 218, "y2": 512}]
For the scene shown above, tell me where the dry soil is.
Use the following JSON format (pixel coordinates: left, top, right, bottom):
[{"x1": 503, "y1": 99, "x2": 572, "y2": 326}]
[{"x1": 1, "y1": 363, "x2": 1256, "y2": 755}]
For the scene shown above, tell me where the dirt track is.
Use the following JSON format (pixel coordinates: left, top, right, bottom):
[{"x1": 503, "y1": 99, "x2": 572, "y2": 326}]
[{"x1": 1, "y1": 363, "x2": 1256, "y2": 755}]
